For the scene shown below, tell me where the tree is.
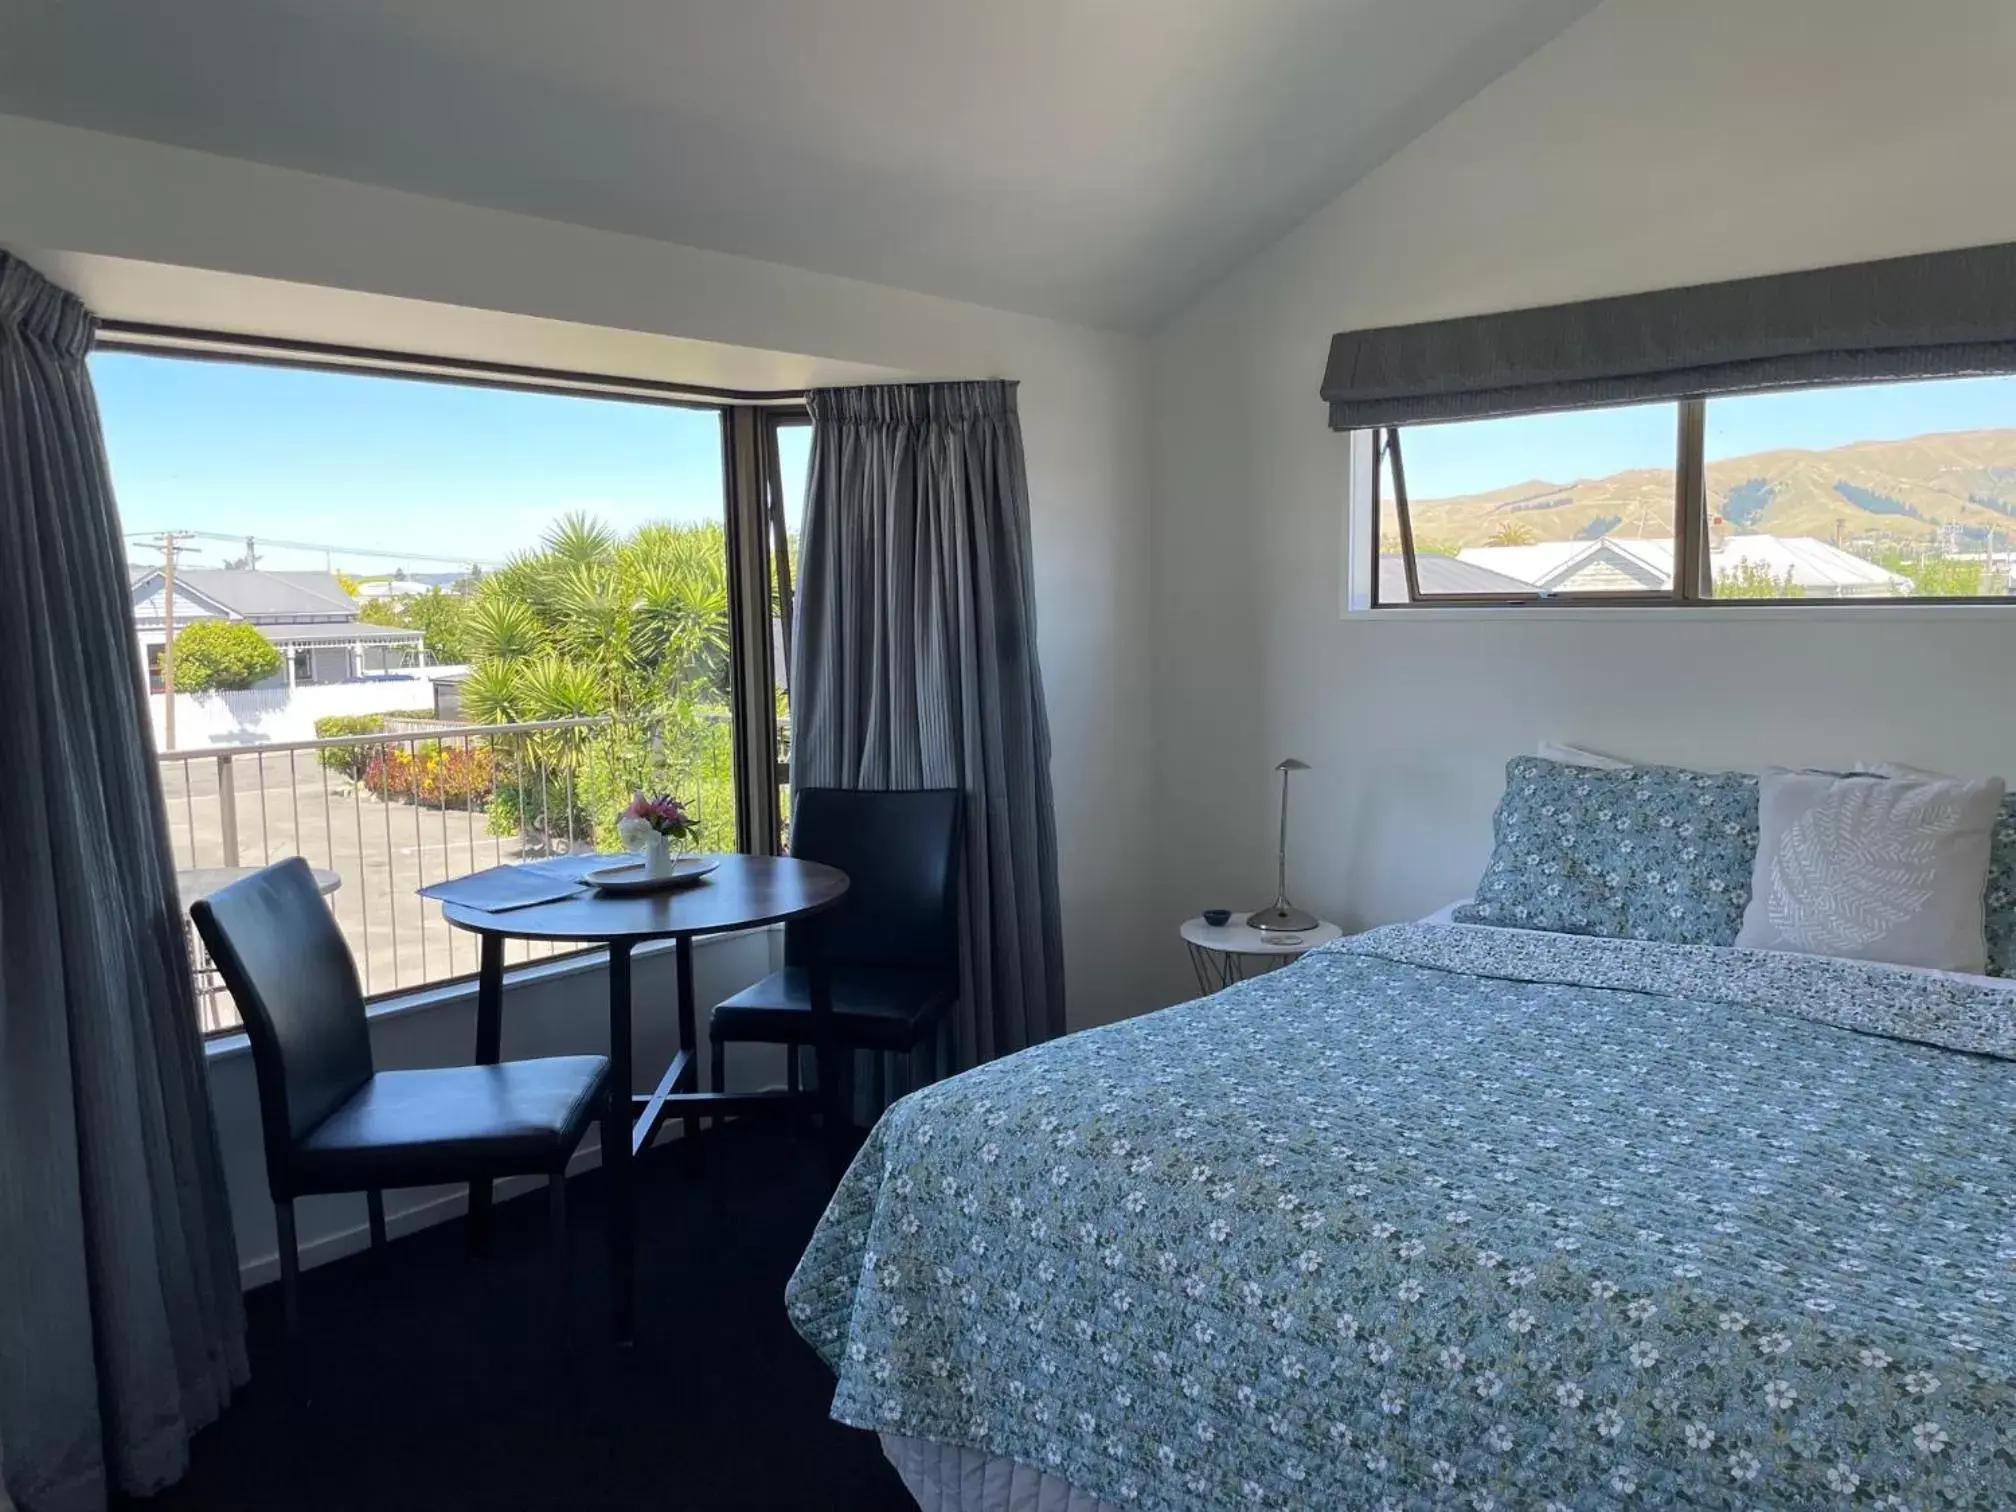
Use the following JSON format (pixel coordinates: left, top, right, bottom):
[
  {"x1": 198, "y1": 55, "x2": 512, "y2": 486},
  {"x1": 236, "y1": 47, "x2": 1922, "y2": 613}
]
[
  {"x1": 403, "y1": 589, "x2": 472, "y2": 664},
  {"x1": 1714, "y1": 561, "x2": 1806, "y2": 599},
  {"x1": 356, "y1": 588, "x2": 473, "y2": 662},
  {"x1": 1486, "y1": 521, "x2": 1537, "y2": 547},
  {"x1": 171, "y1": 620, "x2": 283, "y2": 691},
  {"x1": 458, "y1": 516, "x2": 736, "y2": 847}
]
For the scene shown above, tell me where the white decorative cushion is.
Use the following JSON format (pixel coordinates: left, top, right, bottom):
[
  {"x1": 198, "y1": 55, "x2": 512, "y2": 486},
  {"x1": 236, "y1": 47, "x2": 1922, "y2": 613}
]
[{"x1": 1737, "y1": 770, "x2": 2006, "y2": 972}]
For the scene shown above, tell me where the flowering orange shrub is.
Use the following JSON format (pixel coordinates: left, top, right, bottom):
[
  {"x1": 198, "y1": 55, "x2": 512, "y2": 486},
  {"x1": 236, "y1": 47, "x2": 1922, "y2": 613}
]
[{"x1": 362, "y1": 744, "x2": 495, "y2": 806}]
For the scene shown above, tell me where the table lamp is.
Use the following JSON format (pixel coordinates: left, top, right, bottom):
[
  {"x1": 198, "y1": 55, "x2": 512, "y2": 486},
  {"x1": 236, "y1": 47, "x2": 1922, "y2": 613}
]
[{"x1": 1249, "y1": 758, "x2": 1318, "y2": 933}]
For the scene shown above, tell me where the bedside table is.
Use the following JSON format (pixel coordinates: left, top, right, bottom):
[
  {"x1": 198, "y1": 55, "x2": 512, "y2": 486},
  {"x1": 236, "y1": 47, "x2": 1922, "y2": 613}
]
[{"x1": 1180, "y1": 912, "x2": 1343, "y2": 993}]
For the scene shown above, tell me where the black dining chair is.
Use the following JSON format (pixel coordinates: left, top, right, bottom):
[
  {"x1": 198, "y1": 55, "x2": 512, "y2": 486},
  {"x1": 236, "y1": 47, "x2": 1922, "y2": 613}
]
[
  {"x1": 191, "y1": 858, "x2": 610, "y2": 1342},
  {"x1": 709, "y1": 787, "x2": 962, "y2": 1117}
]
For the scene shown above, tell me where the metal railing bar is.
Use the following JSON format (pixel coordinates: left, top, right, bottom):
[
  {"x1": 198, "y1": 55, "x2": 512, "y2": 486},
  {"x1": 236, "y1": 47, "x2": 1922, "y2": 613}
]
[
  {"x1": 155, "y1": 714, "x2": 615, "y2": 762},
  {"x1": 288, "y1": 748, "x2": 302, "y2": 862},
  {"x1": 413, "y1": 754, "x2": 429, "y2": 985},
  {"x1": 351, "y1": 751, "x2": 371, "y2": 996},
  {"x1": 256, "y1": 750, "x2": 271, "y2": 863},
  {"x1": 383, "y1": 738, "x2": 400, "y2": 992}
]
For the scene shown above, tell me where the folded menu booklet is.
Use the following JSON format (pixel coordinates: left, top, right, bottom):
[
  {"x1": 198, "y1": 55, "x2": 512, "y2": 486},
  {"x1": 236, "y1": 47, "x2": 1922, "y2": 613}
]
[{"x1": 417, "y1": 864, "x2": 589, "y2": 912}]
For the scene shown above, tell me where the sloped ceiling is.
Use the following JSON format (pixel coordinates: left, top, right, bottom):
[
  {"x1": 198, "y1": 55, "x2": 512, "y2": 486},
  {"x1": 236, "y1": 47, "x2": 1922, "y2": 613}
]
[{"x1": 0, "y1": 0, "x2": 1599, "y2": 329}]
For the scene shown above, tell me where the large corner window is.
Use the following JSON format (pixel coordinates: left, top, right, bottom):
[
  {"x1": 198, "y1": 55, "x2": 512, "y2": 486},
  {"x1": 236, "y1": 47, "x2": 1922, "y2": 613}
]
[
  {"x1": 93, "y1": 334, "x2": 805, "y2": 1034},
  {"x1": 1371, "y1": 373, "x2": 2016, "y2": 606}
]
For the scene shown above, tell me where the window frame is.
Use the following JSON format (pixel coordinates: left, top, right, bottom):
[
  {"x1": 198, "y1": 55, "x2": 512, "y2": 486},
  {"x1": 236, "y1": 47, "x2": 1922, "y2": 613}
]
[
  {"x1": 1368, "y1": 384, "x2": 2016, "y2": 609},
  {"x1": 95, "y1": 324, "x2": 810, "y2": 1027}
]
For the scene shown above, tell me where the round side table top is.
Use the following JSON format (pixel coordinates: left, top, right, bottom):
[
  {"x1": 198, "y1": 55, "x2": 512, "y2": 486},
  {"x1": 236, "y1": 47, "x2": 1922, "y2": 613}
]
[
  {"x1": 178, "y1": 865, "x2": 342, "y2": 901},
  {"x1": 1180, "y1": 911, "x2": 1342, "y2": 956},
  {"x1": 441, "y1": 853, "x2": 849, "y2": 943}
]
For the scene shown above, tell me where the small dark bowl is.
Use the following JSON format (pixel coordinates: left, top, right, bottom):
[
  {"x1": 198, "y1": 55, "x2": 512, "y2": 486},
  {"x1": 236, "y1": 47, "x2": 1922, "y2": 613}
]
[{"x1": 1202, "y1": 908, "x2": 1232, "y2": 928}]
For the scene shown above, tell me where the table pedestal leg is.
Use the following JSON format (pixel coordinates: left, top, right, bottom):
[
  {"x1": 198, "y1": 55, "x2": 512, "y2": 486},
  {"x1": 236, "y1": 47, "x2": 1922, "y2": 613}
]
[
  {"x1": 469, "y1": 933, "x2": 503, "y2": 1254},
  {"x1": 675, "y1": 935, "x2": 701, "y2": 1173},
  {"x1": 605, "y1": 940, "x2": 635, "y2": 1344}
]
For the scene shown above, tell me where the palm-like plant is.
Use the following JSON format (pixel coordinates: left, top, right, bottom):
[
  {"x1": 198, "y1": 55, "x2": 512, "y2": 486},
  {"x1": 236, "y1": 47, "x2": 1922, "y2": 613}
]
[
  {"x1": 458, "y1": 515, "x2": 737, "y2": 847},
  {"x1": 544, "y1": 511, "x2": 619, "y2": 566},
  {"x1": 458, "y1": 660, "x2": 526, "y2": 725}
]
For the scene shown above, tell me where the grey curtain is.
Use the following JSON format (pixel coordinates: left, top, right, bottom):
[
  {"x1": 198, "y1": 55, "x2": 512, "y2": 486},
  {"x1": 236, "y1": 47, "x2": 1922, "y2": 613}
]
[
  {"x1": 0, "y1": 253, "x2": 245, "y2": 1511},
  {"x1": 1322, "y1": 240, "x2": 2016, "y2": 428},
  {"x1": 793, "y1": 380, "x2": 1066, "y2": 1068}
]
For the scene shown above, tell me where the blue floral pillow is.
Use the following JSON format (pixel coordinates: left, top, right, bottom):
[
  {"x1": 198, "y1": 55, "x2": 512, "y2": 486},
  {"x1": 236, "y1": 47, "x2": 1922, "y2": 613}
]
[
  {"x1": 1453, "y1": 756, "x2": 1759, "y2": 945},
  {"x1": 1985, "y1": 796, "x2": 2016, "y2": 976}
]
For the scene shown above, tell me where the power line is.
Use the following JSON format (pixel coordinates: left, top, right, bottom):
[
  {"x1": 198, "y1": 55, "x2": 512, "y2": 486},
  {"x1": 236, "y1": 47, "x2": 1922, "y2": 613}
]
[{"x1": 123, "y1": 528, "x2": 499, "y2": 570}]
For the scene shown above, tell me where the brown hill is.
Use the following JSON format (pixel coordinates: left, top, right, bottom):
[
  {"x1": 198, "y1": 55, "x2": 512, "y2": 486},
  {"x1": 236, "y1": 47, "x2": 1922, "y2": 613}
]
[{"x1": 1403, "y1": 427, "x2": 2016, "y2": 550}]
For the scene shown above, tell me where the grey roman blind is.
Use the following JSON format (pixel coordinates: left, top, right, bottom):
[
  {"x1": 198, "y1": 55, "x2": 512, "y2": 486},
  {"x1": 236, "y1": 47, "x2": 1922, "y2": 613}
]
[{"x1": 1322, "y1": 241, "x2": 2016, "y2": 430}]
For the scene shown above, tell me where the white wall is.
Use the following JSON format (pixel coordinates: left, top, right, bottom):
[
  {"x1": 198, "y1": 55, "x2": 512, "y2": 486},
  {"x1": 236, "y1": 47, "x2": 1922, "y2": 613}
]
[
  {"x1": 150, "y1": 669, "x2": 461, "y2": 751},
  {"x1": 0, "y1": 112, "x2": 1159, "y2": 1035},
  {"x1": 1148, "y1": 0, "x2": 2016, "y2": 1004}
]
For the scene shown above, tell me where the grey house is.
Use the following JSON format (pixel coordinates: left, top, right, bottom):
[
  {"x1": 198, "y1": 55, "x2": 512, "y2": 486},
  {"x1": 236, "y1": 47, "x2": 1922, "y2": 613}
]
[{"x1": 130, "y1": 567, "x2": 430, "y2": 689}]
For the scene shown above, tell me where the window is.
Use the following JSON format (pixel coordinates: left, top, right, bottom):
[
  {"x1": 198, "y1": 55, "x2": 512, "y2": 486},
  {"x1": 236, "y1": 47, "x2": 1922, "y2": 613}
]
[
  {"x1": 1376, "y1": 402, "x2": 1681, "y2": 603},
  {"x1": 1371, "y1": 374, "x2": 2016, "y2": 606},
  {"x1": 93, "y1": 338, "x2": 804, "y2": 1032}
]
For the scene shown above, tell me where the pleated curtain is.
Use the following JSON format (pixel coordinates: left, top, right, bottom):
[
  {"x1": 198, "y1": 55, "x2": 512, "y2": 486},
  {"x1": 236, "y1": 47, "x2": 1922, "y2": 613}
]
[
  {"x1": 793, "y1": 380, "x2": 1066, "y2": 1068},
  {"x1": 0, "y1": 253, "x2": 246, "y2": 1511}
]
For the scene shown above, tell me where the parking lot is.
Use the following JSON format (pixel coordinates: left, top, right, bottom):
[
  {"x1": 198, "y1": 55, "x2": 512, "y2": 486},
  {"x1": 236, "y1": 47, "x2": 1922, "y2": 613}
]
[{"x1": 160, "y1": 748, "x2": 576, "y2": 1030}]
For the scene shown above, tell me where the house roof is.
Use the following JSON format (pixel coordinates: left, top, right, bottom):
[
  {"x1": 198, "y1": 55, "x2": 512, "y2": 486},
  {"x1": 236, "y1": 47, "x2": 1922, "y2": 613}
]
[
  {"x1": 1708, "y1": 535, "x2": 1913, "y2": 592},
  {"x1": 130, "y1": 567, "x2": 358, "y2": 620},
  {"x1": 1453, "y1": 536, "x2": 1913, "y2": 595},
  {"x1": 254, "y1": 622, "x2": 424, "y2": 647},
  {"x1": 1376, "y1": 553, "x2": 1538, "y2": 601}
]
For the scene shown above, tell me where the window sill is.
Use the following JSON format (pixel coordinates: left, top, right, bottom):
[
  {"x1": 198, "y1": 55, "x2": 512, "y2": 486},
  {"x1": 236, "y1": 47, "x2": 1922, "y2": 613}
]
[
  {"x1": 1341, "y1": 601, "x2": 2016, "y2": 625},
  {"x1": 200, "y1": 923, "x2": 779, "y2": 1063}
]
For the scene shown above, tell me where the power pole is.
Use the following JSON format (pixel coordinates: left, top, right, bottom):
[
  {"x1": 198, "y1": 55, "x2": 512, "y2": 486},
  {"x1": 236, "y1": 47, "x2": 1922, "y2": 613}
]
[{"x1": 132, "y1": 532, "x2": 199, "y2": 749}]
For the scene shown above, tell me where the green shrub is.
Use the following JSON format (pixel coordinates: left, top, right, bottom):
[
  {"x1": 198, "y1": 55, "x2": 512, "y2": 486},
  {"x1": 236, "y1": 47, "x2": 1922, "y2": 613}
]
[
  {"x1": 314, "y1": 714, "x2": 388, "y2": 777},
  {"x1": 170, "y1": 620, "x2": 282, "y2": 692}
]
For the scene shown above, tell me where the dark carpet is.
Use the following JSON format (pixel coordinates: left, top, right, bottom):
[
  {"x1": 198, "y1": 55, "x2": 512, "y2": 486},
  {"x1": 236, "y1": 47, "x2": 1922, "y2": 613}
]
[{"x1": 127, "y1": 1124, "x2": 914, "y2": 1512}]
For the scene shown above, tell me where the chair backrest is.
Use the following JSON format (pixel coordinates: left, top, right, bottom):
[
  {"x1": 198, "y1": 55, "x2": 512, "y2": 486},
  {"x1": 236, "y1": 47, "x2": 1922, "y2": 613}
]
[
  {"x1": 785, "y1": 788, "x2": 962, "y2": 971},
  {"x1": 191, "y1": 858, "x2": 373, "y2": 1193}
]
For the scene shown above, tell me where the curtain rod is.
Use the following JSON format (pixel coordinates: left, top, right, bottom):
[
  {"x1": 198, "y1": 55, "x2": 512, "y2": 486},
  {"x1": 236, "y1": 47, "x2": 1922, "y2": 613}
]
[{"x1": 94, "y1": 320, "x2": 813, "y2": 411}]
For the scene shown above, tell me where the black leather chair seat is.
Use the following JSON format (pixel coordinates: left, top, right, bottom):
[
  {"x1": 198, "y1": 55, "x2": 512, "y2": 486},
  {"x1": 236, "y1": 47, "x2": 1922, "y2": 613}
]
[
  {"x1": 712, "y1": 966, "x2": 956, "y2": 1053},
  {"x1": 293, "y1": 1056, "x2": 609, "y2": 1191}
]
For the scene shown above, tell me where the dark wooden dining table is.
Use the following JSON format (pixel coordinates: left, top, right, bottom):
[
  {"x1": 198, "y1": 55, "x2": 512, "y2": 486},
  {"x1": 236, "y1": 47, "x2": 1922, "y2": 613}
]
[{"x1": 442, "y1": 853, "x2": 850, "y2": 1341}]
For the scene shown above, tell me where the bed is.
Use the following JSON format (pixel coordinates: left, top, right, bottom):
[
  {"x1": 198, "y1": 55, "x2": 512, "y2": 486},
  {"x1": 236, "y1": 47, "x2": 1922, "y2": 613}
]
[{"x1": 788, "y1": 922, "x2": 2016, "y2": 1510}]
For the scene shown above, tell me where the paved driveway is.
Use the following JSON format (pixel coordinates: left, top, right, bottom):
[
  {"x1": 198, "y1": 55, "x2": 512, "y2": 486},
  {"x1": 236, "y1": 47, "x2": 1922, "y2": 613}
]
[{"x1": 160, "y1": 749, "x2": 586, "y2": 1032}]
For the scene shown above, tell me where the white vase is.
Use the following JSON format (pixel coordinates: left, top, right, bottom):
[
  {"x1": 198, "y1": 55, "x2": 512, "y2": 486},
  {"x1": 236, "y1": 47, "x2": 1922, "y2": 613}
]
[{"x1": 639, "y1": 832, "x2": 675, "y2": 879}]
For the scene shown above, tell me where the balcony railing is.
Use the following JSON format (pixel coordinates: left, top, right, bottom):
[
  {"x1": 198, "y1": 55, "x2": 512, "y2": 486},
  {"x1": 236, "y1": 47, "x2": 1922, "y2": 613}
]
[{"x1": 159, "y1": 714, "x2": 730, "y2": 1035}]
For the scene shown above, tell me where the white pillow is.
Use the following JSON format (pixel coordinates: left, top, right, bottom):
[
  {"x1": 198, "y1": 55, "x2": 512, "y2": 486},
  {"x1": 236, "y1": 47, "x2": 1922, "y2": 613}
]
[
  {"x1": 1736, "y1": 769, "x2": 2006, "y2": 972},
  {"x1": 1535, "y1": 741, "x2": 1631, "y2": 770}
]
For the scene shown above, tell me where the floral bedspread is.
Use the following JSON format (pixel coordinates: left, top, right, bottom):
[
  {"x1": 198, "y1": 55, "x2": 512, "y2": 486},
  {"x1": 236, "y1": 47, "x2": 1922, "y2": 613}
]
[{"x1": 787, "y1": 926, "x2": 2016, "y2": 1510}]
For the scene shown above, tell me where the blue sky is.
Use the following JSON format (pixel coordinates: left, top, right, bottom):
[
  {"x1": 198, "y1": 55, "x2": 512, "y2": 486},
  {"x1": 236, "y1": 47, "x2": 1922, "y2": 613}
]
[
  {"x1": 92, "y1": 353, "x2": 759, "y2": 574},
  {"x1": 1402, "y1": 373, "x2": 2016, "y2": 500},
  {"x1": 93, "y1": 352, "x2": 2016, "y2": 546}
]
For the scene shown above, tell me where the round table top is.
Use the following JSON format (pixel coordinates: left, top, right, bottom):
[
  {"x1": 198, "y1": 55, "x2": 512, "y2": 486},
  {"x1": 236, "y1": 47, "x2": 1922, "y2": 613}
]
[
  {"x1": 441, "y1": 853, "x2": 850, "y2": 943},
  {"x1": 1180, "y1": 911, "x2": 1342, "y2": 956},
  {"x1": 178, "y1": 865, "x2": 342, "y2": 901}
]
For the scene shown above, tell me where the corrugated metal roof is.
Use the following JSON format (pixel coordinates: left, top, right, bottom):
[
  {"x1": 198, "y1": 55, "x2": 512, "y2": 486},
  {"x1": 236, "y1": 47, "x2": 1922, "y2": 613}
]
[
  {"x1": 1453, "y1": 535, "x2": 1914, "y2": 596},
  {"x1": 130, "y1": 567, "x2": 357, "y2": 618},
  {"x1": 255, "y1": 622, "x2": 423, "y2": 646},
  {"x1": 1377, "y1": 553, "x2": 1537, "y2": 600}
]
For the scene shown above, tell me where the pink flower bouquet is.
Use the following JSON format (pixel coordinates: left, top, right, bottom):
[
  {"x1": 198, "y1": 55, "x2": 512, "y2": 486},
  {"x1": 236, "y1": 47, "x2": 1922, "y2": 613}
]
[
  {"x1": 616, "y1": 792, "x2": 700, "y2": 877},
  {"x1": 617, "y1": 791, "x2": 699, "y2": 842}
]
